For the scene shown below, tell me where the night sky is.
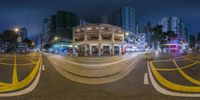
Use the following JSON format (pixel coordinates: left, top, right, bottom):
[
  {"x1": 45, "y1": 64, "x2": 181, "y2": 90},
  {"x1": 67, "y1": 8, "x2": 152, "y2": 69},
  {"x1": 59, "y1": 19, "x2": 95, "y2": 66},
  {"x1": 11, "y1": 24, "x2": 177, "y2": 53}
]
[{"x1": 0, "y1": 0, "x2": 200, "y2": 39}]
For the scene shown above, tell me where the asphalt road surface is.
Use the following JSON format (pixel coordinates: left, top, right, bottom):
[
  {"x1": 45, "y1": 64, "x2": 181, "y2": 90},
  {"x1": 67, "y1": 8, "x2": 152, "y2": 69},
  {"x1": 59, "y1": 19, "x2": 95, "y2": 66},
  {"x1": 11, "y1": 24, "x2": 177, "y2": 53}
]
[{"x1": 0, "y1": 52, "x2": 200, "y2": 100}]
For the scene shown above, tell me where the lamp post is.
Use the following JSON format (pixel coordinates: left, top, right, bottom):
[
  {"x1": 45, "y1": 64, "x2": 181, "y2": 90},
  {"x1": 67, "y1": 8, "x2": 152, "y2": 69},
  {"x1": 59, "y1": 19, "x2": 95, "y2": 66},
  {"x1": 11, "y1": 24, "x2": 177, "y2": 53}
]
[
  {"x1": 14, "y1": 28, "x2": 21, "y2": 43},
  {"x1": 14, "y1": 28, "x2": 19, "y2": 33},
  {"x1": 54, "y1": 36, "x2": 58, "y2": 41},
  {"x1": 126, "y1": 32, "x2": 130, "y2": 36}
]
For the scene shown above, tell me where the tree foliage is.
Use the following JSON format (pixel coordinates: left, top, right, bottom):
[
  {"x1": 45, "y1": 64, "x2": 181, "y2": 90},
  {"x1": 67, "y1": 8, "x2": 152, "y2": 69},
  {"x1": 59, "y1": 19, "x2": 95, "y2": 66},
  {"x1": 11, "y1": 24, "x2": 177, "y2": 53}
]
[
  {"x1": 2, "y1": 30, "x2": 18, "y2": 43},
  {"x1": 151, "y1": 25, "x2": 177, "y2": 51},
  {"x1": 23, "y1": 38, "x2": 34, "y2": 48}
]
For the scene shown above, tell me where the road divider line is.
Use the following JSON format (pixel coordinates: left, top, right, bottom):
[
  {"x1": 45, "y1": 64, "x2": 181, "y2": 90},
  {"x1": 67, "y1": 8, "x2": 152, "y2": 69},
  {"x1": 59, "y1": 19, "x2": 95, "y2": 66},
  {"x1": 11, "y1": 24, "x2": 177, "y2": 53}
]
[
  {"x1": 144, "y1": 73, "x2": 149, "y2": 85},
  {"x1": 12, "y1": 53, "x2": 18, "y2": 84},
  {"x1": 173, "y1": 59, "x2": 200, "y2": 86}
]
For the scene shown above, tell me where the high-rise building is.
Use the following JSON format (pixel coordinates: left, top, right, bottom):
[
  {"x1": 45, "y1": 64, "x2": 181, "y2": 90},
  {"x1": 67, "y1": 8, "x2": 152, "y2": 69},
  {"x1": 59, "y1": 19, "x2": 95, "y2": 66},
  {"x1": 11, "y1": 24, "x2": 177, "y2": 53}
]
[
  {"x1": 135, "y1": 22, "x2": 140, "y2": 33},
  {"x1": 43, "y1": 19, "x2": 51, "y2": 35},
  {"x1": 79, "y1": 19, "x2": 86, "y2": 26},
  {"x1": 50, "y1": 15, "x2": 57, "y2": 33},
  {"x1": 158, "y1": 16, "x2": 187, "y2": 42},
  {"x1": 101, "y1": 15, "x2": 109, "y2": 24},
  {"x1": 42, "y1": 19, "x2": 51, "y2": 45},
  {"x1": 48, "y1": 11, "x2": 78, "y2": 40},
  {"x1": 55, "y1": 11, "x2": 78, "y2": 39},
  {"x1": 18, "y1": 28, "x2": 27, "y2": 41},
  {"x1": 189, "y1": 34, "x2": 195, "y2": 48},
  {"x1": 112, "y1": 6, "x2": 136, "y2": 35},
  {"x1": 195, "y1": 32, "x2": 200, "y2": 48}
]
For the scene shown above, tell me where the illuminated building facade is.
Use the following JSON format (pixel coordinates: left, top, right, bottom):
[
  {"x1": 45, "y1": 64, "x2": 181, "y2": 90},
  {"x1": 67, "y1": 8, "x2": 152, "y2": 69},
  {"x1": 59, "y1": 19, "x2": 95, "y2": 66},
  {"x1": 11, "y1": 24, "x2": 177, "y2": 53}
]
[{"x1": 73, "y1": 24, "x2": 125, "y2": 56}]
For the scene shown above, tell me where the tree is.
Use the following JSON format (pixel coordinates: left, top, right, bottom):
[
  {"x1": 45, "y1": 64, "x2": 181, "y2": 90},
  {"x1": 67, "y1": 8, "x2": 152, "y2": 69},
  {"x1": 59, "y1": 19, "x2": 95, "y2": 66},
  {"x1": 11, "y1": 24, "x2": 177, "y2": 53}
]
[
  {"x1": 151, "y1": 25, "x2": 177, "y2": 52},
  {"x1": 151, "y1": 25, "x2": 164, "y2": 50},
  {"x1": 23, "y1": 39, "x2": 35, "y2": 48},
  {"x1": 2, "y1": 30, "x2": 18, "y2": 43}
]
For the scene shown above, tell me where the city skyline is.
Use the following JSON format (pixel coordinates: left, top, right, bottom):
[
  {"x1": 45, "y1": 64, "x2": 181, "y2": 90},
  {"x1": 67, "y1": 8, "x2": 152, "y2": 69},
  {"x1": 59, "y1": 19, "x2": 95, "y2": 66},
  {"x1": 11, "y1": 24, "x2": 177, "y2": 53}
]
[{"x1": 0, "y1": 0, "x2": 200, "y2": 39}]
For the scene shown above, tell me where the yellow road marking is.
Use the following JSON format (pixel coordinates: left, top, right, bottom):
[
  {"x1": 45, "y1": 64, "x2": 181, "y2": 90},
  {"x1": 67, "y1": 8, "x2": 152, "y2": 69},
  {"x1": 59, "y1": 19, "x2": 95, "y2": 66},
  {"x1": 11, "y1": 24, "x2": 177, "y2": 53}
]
[
  {"x1": 12, "y1": 53, "x2": 18, "y2": 84},
  {"x1": 0, "y1": 54, "x2": 41, "y2": 92},
  {"x1": 151, "y1": 59, "x2": 172, "y2": 63},
  {"x1": 0, "y1": 62, "x2": 36, "y2": 66},
  {"x1": 0, "y1": 82, "x2": 12, "y2": 87},
  {"x1": 184, "y1": 57, "x2": 200, "y2": 63},
  {"x1": 150, "y1": 61, "x2": 200, "y2": 93},
  {"x1": 23, "y1": 56, "x2": 37, "y2": 63},
  {"x1": 155, "y1": 62, "x2": 198, "y2": 71},
  {"x1": 0, "y1": 55, "x2": 9, "y2": 61},
  {"x1": 173, "y1": 59, "x2": 200, "y2": 86}
]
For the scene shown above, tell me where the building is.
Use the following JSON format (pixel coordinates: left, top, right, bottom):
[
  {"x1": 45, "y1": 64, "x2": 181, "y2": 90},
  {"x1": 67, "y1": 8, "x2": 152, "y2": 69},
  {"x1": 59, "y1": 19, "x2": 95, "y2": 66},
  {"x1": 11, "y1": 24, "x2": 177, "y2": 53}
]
[
  {"x1": 111, "y1": 6, "x2": 136, "y2": 40},
  {"x1": 158, "y1": 17, "x2": 188, "y2": 42},
  {"x1": 101, "y1": 15, "x2": 109, "y2": 24},
  {"x1": 189, "y1": 34, "x2": 195, "y2": 48},
  {"x1": 79, "y1": 19, "x2": 86, "y2": 26},
  {"x1": 49, "y1": 11, "x2": 78, "y2": 40},
  {"x1": 140, "y1": 22, "x2": 153, "y2": 48},
  {"x1": 43, "y1": 19, "x2": 51, "y2": 35},
  {"x1": 195, "y1": 32, "x2": 200, "y2": 49},
  {"x1": 135, "y1": 22, "x2": 140, "y2": 33},
  {"x1": 55, "y1": 11, "x2": 78, "y2": 40},
  {"x1": 18, "y1": 28, "x2": 28, "y2": 42},
  {"x1": 42, "y1": 19, "x2": 51, "y2": 45},
  {"x1": 50, "y1": 15, "x2": 57, "y2": 33},
  {"x1": 73, "y1": 24, "x2": 125, "y2": 56}
]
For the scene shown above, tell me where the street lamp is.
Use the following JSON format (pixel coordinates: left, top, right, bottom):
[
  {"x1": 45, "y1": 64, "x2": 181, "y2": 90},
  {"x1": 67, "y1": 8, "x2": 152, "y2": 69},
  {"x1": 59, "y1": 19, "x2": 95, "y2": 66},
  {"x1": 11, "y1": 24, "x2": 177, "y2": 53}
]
[
  {"x1": 54, "y1": 36, "x2": 58, "y2": 41},
  {"x1": 14, "y1": 28, "x2": 19, "y2": 32},
  {"x1": 32, "y1": 42, "x2": 35, "y2": 46},
  {"x1": 14, "y1": 28, "x2": 22, "y2": 42},
  {"x1": 126, "y1": 32, "x2": 130, "y2": 36}
]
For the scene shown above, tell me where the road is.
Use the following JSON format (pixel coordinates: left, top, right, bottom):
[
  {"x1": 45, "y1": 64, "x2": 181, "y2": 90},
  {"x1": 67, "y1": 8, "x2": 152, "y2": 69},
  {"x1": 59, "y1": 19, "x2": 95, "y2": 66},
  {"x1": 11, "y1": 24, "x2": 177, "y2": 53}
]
[{"x1": 0, "y1": 52, "x2": 200, "y2": 100}]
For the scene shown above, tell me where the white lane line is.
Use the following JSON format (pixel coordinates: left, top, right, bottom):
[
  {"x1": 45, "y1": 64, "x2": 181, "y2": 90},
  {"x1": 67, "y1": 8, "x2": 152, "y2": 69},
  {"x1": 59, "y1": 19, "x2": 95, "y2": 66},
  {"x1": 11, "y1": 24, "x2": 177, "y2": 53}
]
[
  {"x1": 42, "y1": 65, "x2": 45, "y2": 71},
  {"x1": 144, "y1": 73, "x2": 149, "y2": 85},
  {"x1": 147, "y1": 61, "x2": 200, "y2": 97}
]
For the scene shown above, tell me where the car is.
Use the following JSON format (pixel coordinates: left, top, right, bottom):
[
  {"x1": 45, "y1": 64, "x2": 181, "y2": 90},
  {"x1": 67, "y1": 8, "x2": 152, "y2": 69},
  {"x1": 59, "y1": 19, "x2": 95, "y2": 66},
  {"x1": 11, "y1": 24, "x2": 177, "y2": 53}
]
[{"x1": 144, "y1": 52, "x2": 152, "y2": 61}]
